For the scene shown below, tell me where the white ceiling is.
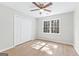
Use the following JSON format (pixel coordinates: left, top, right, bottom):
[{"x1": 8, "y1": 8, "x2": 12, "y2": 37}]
[{"x1": 0, "y1": 2, "x2": 78, "y2": 17}]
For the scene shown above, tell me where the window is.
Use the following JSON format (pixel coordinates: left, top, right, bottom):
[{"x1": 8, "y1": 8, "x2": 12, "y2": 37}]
[
  {"x1": 43, "y1": 19, "x2": 59, "y2": 33},
  {"x1": 51, "y1": 20, "x2": 59, "y2": 33},
  {"x1": 43, "y1": 21, "x2": 50, "y2": 33}
]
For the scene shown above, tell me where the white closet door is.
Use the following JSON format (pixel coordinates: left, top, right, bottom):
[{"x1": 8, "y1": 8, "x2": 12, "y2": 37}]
[
  {"x1": 14, "y1": 16, "x2": 22, "y2": 46},
  {"x1": 21, "y1": 21, "x2": 32, "y2": 43},
  {"x1": 14, "y1": 15, "x2": 33, "y2": 46}
]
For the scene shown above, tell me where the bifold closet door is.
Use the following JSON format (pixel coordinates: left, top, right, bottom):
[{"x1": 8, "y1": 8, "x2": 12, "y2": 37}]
[
  {"x1": 21, "y1": 21, "x2": 32, "y2": 43},
  {"x1": 14, "y1": 15, "x2": 33, "y2": 46}
]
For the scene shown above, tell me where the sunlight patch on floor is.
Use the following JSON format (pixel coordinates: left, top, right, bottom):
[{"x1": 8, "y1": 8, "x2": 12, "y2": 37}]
[
  {"x1": 41, "y1": 46, "x2": 53, "y2": 55},
  {"x1": 53, "y1": 44, "x2": 58, "y2": 49},
  {"x1": 31, "y1": 41, "x2": 46, "y2": 50},
  {"x1": 41, "y1": 44, "x2": 58, "y2": 55},
  {"x1": 31, "y1": 41, "x2": 58, "y2": 55}
]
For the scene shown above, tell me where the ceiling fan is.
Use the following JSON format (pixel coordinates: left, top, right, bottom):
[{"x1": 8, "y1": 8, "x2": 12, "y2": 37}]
[{"x1": 30, "y1": 2, "x2": 53, "y2": 14}]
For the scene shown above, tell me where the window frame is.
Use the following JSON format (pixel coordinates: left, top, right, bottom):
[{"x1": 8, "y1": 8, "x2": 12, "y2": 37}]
[{"x1": 43, "y1": 18, "x2": 60, "y2": 34}]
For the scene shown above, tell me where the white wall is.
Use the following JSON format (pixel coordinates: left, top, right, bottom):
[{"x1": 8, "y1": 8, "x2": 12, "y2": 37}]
[
  {"x1": 36, "y1": 12, "x2": 74, "y2": 45},
  {"x1": 14, "y1": 14, "x2": 36, "y2": 46},
  {"x1": 0, "y1": 4, "x2": 36, "y2": 51},
  {"x1": 0, "y1": 5, "x2": 14, "y2": 52},
  {"x1": 74, "y1": 4, "x2": 79, "y2": 55}
]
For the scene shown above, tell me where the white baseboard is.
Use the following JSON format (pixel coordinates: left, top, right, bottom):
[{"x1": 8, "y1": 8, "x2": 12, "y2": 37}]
[
  {"x1": 0, "y1": 45, "x2": 14, "y2": 52},
  {"x1": 36, "y1": 38, "x2": 73, "y2": 46},
  {"x1": 52, "y1": 40, "x2": 73, "y2": 46},
  {"x1": 74, "y1": 46, "x2": 79, "y2": 55}
]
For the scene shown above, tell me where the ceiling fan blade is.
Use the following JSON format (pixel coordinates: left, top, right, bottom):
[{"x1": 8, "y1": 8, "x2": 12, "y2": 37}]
[
  {"x1": 32, "y1": 2, "x2": 41, "y2": 9},
  {"x1": 43, "y1": 2, "x2": 52, "y2": 8},
  {"x1": 38, "y1": 2, "x2": 44, "y2": 8},
  {"x1": 30, "y1": 9, "x2": 40, "y2": 11},
  {"x1": 38, "y1": 2, "x2": 42, "y2": 6},
  {"x1": 44, "y1": 9, "x2": 51, "y2": 12}
]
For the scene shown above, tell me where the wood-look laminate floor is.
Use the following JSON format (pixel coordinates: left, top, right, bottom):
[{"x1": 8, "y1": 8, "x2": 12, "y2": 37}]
[{"x1": 2, "y1": 39, "x2": 78, "y2": 56}]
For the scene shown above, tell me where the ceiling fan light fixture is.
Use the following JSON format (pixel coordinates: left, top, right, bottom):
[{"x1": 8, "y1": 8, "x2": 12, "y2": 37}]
[{"x1": 40, "y1": 9, "x2": 44, "y2": 12}]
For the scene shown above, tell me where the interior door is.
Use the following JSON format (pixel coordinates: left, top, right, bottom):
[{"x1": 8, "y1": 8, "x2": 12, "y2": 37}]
[{"x1": 14, "y1": 15, "x2": 32, "y2": 46}]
